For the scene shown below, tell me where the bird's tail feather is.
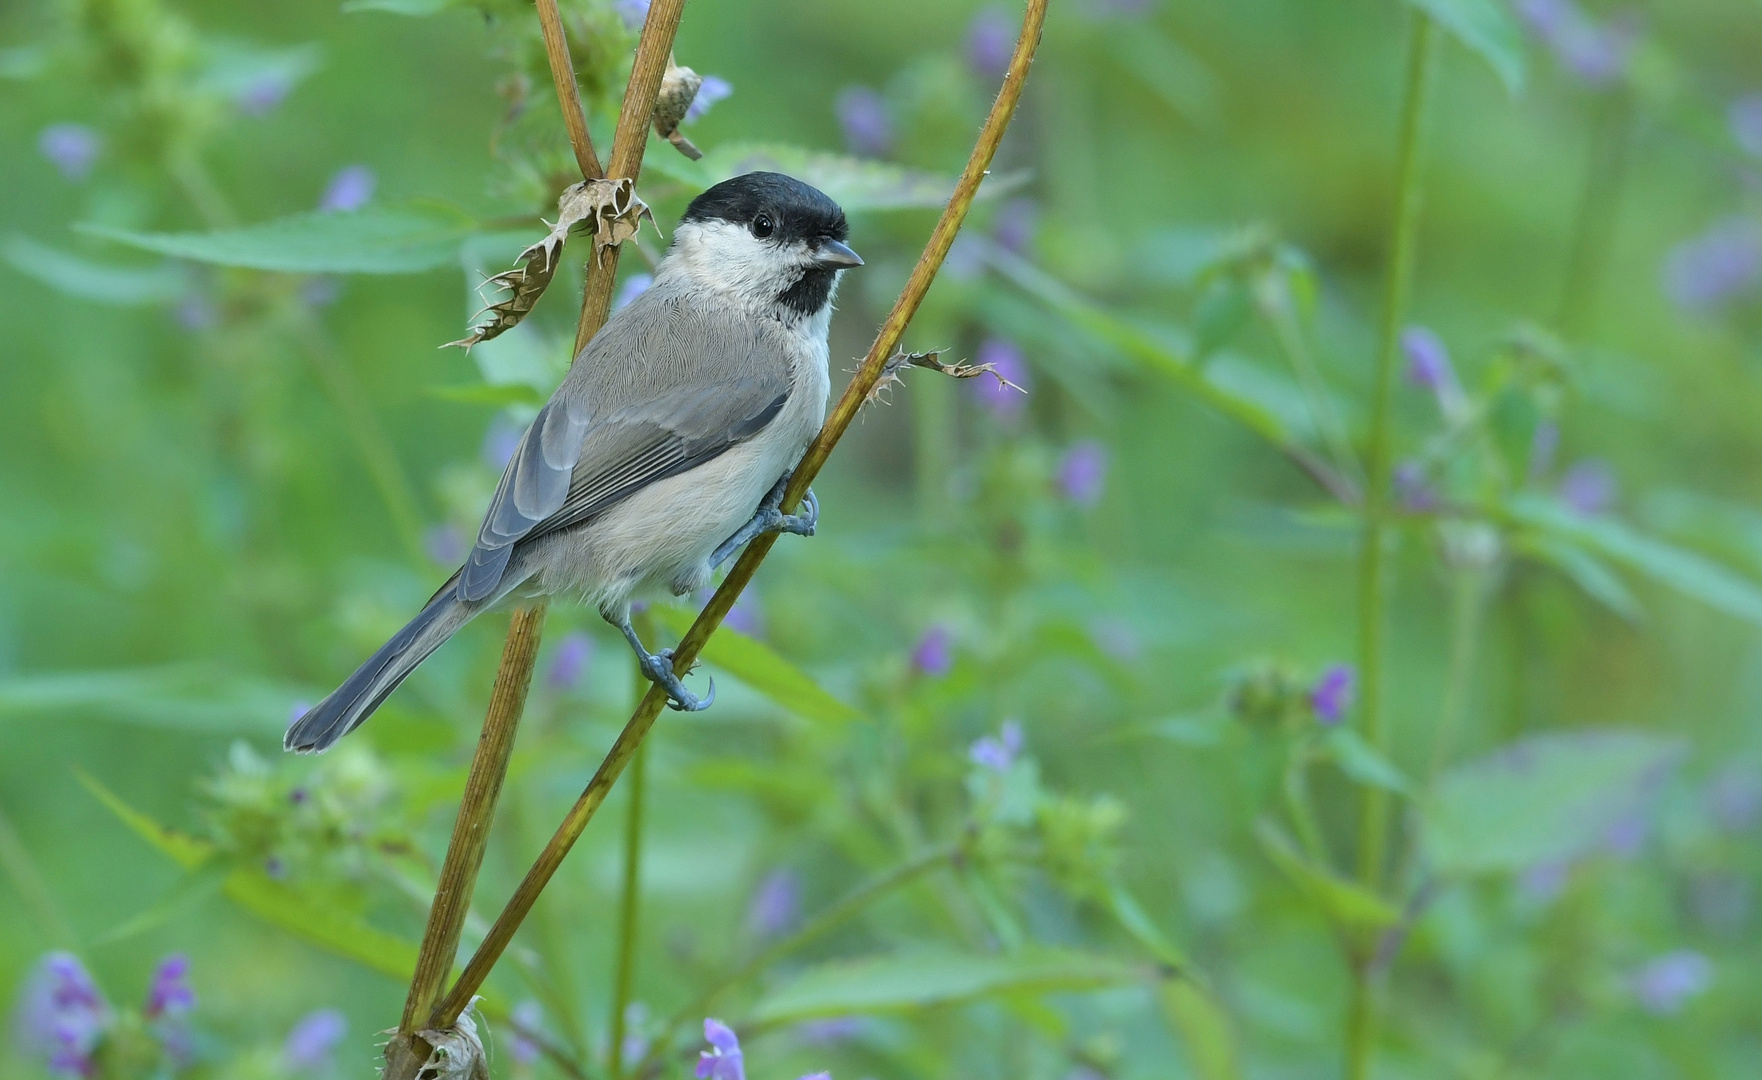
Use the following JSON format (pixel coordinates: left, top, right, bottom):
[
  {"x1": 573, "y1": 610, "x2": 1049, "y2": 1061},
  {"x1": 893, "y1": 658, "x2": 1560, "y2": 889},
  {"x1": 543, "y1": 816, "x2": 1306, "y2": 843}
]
[{"x1": 285, "y1": 582, "x2": 477, "y2": 754}]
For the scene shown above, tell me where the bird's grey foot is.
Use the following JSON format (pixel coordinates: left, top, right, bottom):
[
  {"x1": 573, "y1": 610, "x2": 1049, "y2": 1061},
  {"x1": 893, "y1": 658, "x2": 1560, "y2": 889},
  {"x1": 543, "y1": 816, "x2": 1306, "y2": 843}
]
[
  {"x1": 612, "y1": 615, "x2": 715, "y2": 712},
  {"x1": 709, "y1": 476, "x2": 819, "y2": 570}
]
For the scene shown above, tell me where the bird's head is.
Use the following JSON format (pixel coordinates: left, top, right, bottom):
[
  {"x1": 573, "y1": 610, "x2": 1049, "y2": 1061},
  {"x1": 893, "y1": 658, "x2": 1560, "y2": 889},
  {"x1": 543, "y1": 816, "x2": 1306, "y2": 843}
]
[{"x1": 664, "y1": 171, "x2": 862, "y2": 322}]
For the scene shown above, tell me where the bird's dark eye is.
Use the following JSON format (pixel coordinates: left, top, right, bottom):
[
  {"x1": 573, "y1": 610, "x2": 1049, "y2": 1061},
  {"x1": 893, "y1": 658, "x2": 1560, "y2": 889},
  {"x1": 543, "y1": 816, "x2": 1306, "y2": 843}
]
[{"x1": 751, "y1": 213, "x2": 775, "y2": 239}]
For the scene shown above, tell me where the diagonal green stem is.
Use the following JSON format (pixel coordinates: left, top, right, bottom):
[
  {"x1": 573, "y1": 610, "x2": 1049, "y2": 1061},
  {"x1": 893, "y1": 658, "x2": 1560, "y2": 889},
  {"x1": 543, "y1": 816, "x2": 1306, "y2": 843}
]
[
  {"x1": 1348, "y1": 12, "x2": 1438, "y2": 1080},
  {"x1": 607, "y1": 738, "x2": 649, "y2": 1079}
]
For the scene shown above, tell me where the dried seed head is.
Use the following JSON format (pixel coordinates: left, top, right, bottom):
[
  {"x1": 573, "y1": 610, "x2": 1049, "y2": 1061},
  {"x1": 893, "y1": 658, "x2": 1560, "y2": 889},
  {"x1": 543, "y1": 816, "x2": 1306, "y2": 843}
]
[{"x1": 655, "y1": 60, "x2": 706, "y2": 160}]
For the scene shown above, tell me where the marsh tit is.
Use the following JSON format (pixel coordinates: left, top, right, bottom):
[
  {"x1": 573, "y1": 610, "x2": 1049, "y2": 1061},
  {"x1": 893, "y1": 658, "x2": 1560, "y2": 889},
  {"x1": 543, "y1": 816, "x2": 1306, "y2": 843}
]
[{"x1": 286, "y1": 172, "x2": 861, "y2": 753}]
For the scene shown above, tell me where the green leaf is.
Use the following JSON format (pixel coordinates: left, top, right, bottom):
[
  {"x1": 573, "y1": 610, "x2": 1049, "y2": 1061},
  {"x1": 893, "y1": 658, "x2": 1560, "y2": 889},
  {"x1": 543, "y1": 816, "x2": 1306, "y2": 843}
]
[
  {"x1": 197, "y1": 41, "x2": 324, "y2": 103},
  {"x1": 1405, "y1": 0, "x2": 1526, "y2": 93},
  {"x1": 425, "y1": 381, "x2": 548, "y2": 407},
  {"x1": 1159, "y1": 979, "x2": 1242, "y2": 1080},
  {"x1": 1255, "y1": 820, "x2": 1401, "y2": 930},
  {"x1": 1320, "y1": 729, "x2": 1412, "y2": 794},
  {"x1": 644, "y1": 142, "x2": 1027, "y2": 213},
  {"x1": 0, "y1": 665, "x2": 300, "y2": 734},
  {"x1": 92, "y1": 859, "x2": 233, "y2": 944},
  {"x1": 79, "y1": 204, "x2": 476, "y2": 274},
  {"x1": 1424, "y1": 730, "x2": 1684, "y2": 875},
  {"x1": 3, "y1": 235, "x2": 192, "y2": 305},
  {"x1": 341, "y1": 0, "x2": 459, "y2": 12},
  {"x1": 1106, "y1": 879, "x2": 1192, "y2": 969},
  {"x1": 1520, "y1": 533, "x2": 1645, "y2": 622},
  {"x1": 750, "y1": 948, "x2": 1143, "y2": 1024},
  {"x1": 1511, "y1": 494, "x2": 1762, "y2": 626},
  {"x1": 651, "y1": 607, "x2": 860, "y2": 724},
  {"x1": 78, "y1": 770, "x2": 418, "y2": 979}
]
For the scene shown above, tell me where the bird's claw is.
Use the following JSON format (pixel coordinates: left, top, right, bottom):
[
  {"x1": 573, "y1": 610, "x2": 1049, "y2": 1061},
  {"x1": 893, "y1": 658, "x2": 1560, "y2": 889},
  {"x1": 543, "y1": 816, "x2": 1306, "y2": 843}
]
[{"x1": 640, "y1": 647, "x2": 715, "y2": 712}]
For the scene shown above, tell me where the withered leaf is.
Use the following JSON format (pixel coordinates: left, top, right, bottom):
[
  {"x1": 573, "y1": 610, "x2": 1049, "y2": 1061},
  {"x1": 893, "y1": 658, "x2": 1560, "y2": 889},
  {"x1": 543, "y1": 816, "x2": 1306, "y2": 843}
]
[
  {"x1": 653, "y1": 60, "x2": 705, "y2": 161},
  {"x1": 446, "y1": 178, "x2": 654, "y2": 350},
  {"x1": 409, "y1": 1005, "x2": 489, "y2": 1080},
  {"x1": 864, "y1": 349, "x2": 1027, "y2": 406}
]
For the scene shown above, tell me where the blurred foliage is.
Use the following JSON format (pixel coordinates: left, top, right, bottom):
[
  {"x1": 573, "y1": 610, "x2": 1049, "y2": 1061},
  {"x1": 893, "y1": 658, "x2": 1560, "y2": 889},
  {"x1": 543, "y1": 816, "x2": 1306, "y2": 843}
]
[{"x1": 2, "y1": 0, "x2": 1762, "y2": 1077}]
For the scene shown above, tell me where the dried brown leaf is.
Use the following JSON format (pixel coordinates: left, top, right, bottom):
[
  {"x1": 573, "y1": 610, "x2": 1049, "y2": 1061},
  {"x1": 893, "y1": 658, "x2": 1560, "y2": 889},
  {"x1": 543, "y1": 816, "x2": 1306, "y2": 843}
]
[
  {"x1": 653, "y1": 60, "x2": 705, "y2": 161},
  {"x1": 407, "y1": 1005, "x2": 489, "y2": 1080},
  {"x1": 863, "y1": 349, "x2": 1026, "y2": 406},
  {"x1": 445, "y1": 179, "x2": 653, "y2": 350}
]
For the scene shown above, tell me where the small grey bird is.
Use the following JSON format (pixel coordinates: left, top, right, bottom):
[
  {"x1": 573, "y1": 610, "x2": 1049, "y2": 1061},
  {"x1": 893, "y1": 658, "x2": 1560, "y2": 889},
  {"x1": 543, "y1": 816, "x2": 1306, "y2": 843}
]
[{"x1": 285, "y1": 172, "x2": 861, "y2": 754}]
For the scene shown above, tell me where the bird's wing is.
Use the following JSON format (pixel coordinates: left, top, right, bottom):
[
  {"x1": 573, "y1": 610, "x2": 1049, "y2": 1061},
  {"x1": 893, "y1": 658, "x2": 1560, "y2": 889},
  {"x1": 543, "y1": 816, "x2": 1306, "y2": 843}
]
[{"x1": 459, "y1": 321, "x2": 792, "y2": 602}]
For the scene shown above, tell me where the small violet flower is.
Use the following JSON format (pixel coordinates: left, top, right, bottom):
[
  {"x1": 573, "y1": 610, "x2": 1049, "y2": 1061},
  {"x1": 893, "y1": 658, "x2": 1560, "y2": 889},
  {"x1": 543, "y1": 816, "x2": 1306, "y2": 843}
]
[
  {"x1": 14, "y1": 952, "x2": 110, "y2": 1078},
  {"x1": 969, "y1": 719, "x2": 1024, "y2": 772},
  {"x1": 966, "y1": 6, "x2": 1016, "y2": 80},
  {"x1": 507, "y1": 1000, "x2": 544, "y2": 1067},
  {"x1": 911, "y1": 625, "x2": 953, "y2": 677},
  {"x1": 971, "y1": 337, "x2": 1029, "y2": 421},
  {"x1": 1528, "y1": 419, "x2": 1560, "y2": 481},
  {"x1": 696, "y1": 1018, "x2": 745, "y2": 1080},
  {"x1": 1630, "y1": 950, "x2": 1712, "y2": 1015},
  {"x1": 143, "y1": 955, "x2": 193, "y2": 1019},
  {"x1": 547, "y1": 630, "x2": 594, "y2": 691},
  {"x1": 235, "y1": 74, "x2": 293, "y2": 117},
  {"x1": 1401, "y1": 325, "x2": 1459, "y2": 406},
  {"x1": 1663, "y1": 218, "x2": 1762, "y2": 314},
  {"x1": 615, "y1": 272, "x2": 654, "y2": 311},
  {"x1": 1557, "y1": 458, "x2": 1617, "y2": 516},
  {"x1": 1731, "y1": 95, "x2": 1762, "y2": 160},
  {"x1": 38, "y1": 124, "x2": 101, "y2": 182},
  {"x1": 1309, "y1": 664, "x2": 1354, "y2": 725},
  {"x1": 319, "y1": 165, "x2": 376, "y2": 213},
  {"x1": 482, "y1": 416, "x2": 523, "y2": 471},
  {"x1": 614, "y1": 0, "x2": 650, "y2": 29},
  {"x1": 1056, "y1": 441, "x2": 1108, "y2": 507},
  {"x1": 1393, "y1": 461, "x2": 1438, "y2": 512},
  {"x1": 283, "y1": 1008, "x2": 348, "y2": 1071},
  {"x1": 1515, "y1": 0, "x2": 1639, "y2": 88},
  {"x1": 746, "y1": 869, "x2": 802, "y2": 939},
  {"x1": 835, "y1": 87, "x2": 892, "y2": 158},
  {"x1": 1707, "y1": 766, "x2": 1762, "y2": 833},
  {"x1": 685, "y1": 76, "x2": 732, "y2": 124},
  {"x1": 992, "y1": 197, "x2": 1040, "y2": 254}
]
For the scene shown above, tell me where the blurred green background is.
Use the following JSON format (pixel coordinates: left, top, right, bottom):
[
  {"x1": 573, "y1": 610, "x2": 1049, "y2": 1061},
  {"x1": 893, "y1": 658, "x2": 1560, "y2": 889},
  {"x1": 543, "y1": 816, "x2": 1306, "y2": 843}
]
[{"x1": 2, "y1": 0, "x2": 1761, "y2": 1077}]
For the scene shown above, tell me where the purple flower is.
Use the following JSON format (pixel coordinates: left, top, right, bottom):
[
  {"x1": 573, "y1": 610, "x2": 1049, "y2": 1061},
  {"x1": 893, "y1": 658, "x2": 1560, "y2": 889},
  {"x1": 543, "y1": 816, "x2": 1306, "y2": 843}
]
[
  {"x1": 746, "y1": 869, "x2": 801, "y2": 939},
  {"x1": 143, "y1": 955, "x2": 193, "y2": 1019},
  {"x1": 1515, "y1": 0, "x2": 1638, "y2": 88},
  {"x1": 696, "y1": 1018, "x2": 745, "y2": 1080},
  {"x1": 1393, "y1": 460, "x2": 1438, "y2": 512},
  {"x1": 1707, "y1": 766, "x2": 1762, "y2": 833},
  {"x1": 283, "y1": 1008, "x2": 347, "y2": 1070},
  {"x1": 686, "y1": 75, "x2": 732, "y2": 123},
  {"x1": 794, "y1": 1017, "x2": 863, "y2": 1045},
  {"x1": 1663, "y1": 218, "x2": 1762, "y2": 313},
  {"x1": 319, "y1": 165, "x2": 376, "y2": 213},
  {"x1": 1309, "y1": 664, "x2": 1354, "y2": 725},
  {"x1": 1603, "y1": 811, "x2": 1647, "y2": 859},
  {"x1": 966, "y1": 6, "x2": 1015, "y2": 80},
  {"x1": 992, "y1": 197, "x2": 1039, "y2": 254},
  {"x1": 39, "y1": 124, "x2": 101, "y2": 182},
  {"x1": 482, "y1": 416, "x2": 523, "y2": 471},
  {"x1": 1557, "y1": 458, "x2": 1617, "y2": 516},
  {"x1": 424, "y1": 524, "x2": 466, "y2": 567},
  {"x1": 14, "y1": 953, "x2": 110, "y2": 1078},
  {"x1": 507, "y1": 1000, "x2": 544, "y2": 1067},
  {"x1": 1401, "y1": 326, "x2": 1458, "y2": 400},
  {"x1": 726, "y1": 593, "x2": 763, "y2": 636},
  {"x1": 835, "y1": 87, "x2": 892, "y2": 158},
  {"x1": 911, "y1": 625, "x2": 953, "y2": 677},
  {"x1": 1730, "y1": 95, "x2": 1762, "y2": 160},
  {"x1": 969, "y1": 719, "x2": 1023, "y2": 772},
  {"x1": 288, "y1": 701, "x2": 312, "y2": 727},
  {"x1": 1528, "y1": 419, "x2": 1560, "y2": 481},
  {"x1": 971, "y1": 337, "x2": 1029, "y2": 421},
  {"x1": 615, "y1": 272, "x2": 653, "y2": 311},
  {"x1": 236, "y1": 74, "x2": 293, "y2": 117},
  {"x1": 1056, "y1": 441, "x2": 1108, "y2": 507},
  {"x1": 1630, "y1": 950, "x2": 1712, "y2": 1015},
  {"x1": 547, "y1": 630, "x2": 594, "y2": 691},
  {"x1": 615, "y1": 0, "x2": 650, "y2": 29}
]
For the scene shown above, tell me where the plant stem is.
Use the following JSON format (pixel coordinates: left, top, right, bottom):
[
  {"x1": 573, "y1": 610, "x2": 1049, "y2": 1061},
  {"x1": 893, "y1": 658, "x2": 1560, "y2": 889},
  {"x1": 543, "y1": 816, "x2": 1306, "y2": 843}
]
[
  {"x1": 607, "y1": 738, "x2": 649, "y2": 1079},
  {"x1": 535, "y1": 0, "x2": 604, "y2": 180},
  {"x1": 1267, "y1": 302, "x2": 1361, "y2": 485},
  {"x1": 1283, "y1": 744, "x2": 1331, "y2": 868},
  {"x1": 434, "y1": 0, "x2": 1047, "y2": 1025},
  {"x1": 1348, "y1": 13, "x2": 1437, "y2": 1080},
  {"x1": 635, "y1": 842, "x2": 960, "y2": 1076},
  {"x1": 1427, "y1": 567, "x2": 1489, "y2": 783},
  {"x1": 385, "y1": 604, "x2": 545, "y2": 1079}
]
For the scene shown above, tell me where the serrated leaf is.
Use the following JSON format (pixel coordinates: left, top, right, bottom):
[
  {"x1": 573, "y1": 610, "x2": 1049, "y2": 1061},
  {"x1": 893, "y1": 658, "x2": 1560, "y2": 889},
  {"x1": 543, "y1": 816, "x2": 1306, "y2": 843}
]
[
  {"x1": 425, "y1": 382, "x2": 549, "y2": 407},
  {"x1": 1405, "y1": 0, "x2": 1525, "y2": 93},
  {"x1": 1255, "y1": 820, "x2": 1401, "y2": 930},
  {"x1": 1321, "y1": 729, "x2": 1412, "y2": 794},
  {"x1": 78, "y1": 770, "x2": 418, "y2": 979},
  {"x1": 1511, "y1": 494, "x2": 1762, "y2": 626},
  {"x1": 652, "y1": 607, "x2": 859, "y2": 724},
  {"x1": 1425, "y1": 730, "x2": 1684, "y2": 875},
  {"x1": 645, "y1": 142, "x2": 1026, "y2": 213},
  {"x1": 749, "y1": 949, "x2": 1142, "y2": 1023},
  {"x1": 3, "y1": 235, "x2": 192, "y2": 305},
  {"x1": 80, "y1": 204, "x2": 476, "y2": 274}
]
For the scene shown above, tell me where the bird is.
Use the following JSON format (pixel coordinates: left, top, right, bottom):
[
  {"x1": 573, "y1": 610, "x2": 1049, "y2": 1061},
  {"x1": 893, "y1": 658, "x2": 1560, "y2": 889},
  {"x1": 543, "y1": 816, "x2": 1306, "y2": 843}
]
[{"x1": 284, "y1": 171, "x2": 862, "y2": 754}]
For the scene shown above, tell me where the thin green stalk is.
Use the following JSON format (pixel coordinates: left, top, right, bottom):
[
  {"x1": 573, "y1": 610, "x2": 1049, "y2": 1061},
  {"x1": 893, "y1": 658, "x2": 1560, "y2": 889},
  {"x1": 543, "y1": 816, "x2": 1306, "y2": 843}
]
[
  {"x1": 913, "y1": 372, "x2": 955, "y2": 526},
  {"x1": 1348, "y1": 14, "x2": 1438, "y2": 1080},
  {"x1": 633, "y1": 841, "x2": 960, "y2": 1077},
  {"x1": 0, "y1": 808, "x2": 77, "y2": 947},
  {"x1": 1282, "y1": 745, "x2": 1332, "y2": 869},
  {"x1": 1267, "y1": 303, "x2": 1361, "y2": 485},
  {"x1": 1427, "y1": 568, "x2": 1490, "y2": 783},
  {"x1": 607, "y1": 738, "x2": 649, "y2": 1079}
]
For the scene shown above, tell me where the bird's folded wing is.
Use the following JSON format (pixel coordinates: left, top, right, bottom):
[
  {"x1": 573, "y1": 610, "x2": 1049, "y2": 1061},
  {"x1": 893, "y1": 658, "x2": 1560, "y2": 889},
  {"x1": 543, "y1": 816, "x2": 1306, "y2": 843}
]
[{"x1": 459, "y1": 373, "x2": 788, "y2": 602}]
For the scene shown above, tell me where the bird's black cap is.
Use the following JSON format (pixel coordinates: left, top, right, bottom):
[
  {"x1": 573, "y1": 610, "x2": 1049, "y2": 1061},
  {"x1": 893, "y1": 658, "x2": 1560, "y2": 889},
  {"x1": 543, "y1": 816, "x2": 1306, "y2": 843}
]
[{"x1": 681, "y1": 171, "x2": 849, "y2": 244}]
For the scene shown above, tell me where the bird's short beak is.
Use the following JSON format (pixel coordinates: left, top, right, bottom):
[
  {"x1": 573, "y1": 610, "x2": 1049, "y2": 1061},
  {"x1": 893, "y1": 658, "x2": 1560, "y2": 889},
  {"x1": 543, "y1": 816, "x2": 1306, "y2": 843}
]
[{"x1": 811, "y1": 239, "x2": 864, "y2": 269}]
